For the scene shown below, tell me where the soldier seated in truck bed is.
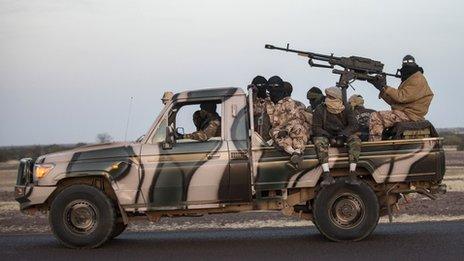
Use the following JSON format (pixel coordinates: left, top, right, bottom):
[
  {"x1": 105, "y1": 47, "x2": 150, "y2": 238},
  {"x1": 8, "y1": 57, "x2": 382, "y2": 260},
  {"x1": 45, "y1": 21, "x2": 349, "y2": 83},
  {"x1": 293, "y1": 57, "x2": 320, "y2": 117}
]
[{"x1": 367, "y1": 55, "x2": 434, "y2": 141}]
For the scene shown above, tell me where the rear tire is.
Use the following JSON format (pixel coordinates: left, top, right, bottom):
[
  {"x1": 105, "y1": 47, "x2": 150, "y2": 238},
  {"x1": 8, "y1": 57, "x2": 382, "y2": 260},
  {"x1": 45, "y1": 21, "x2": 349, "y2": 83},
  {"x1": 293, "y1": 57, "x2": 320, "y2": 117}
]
[
  {"x1": 49, "y1": 185, "x2": 116, "y2": 248},
  {"x1": 313, "y1": 178, "x2": 379, "y2": 241}
]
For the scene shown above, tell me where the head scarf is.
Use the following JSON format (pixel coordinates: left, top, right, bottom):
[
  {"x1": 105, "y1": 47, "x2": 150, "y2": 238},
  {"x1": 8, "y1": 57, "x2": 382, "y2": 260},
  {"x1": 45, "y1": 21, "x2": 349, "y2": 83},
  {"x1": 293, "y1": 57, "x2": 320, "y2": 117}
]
[
  {"x1": 268, "y1": 76, "x2": 285, "y2": 104},
  {"x1": 307, "y1": 87, "x2": 324, "y2": 110},
  {"x1": 400, "y1": 64, "x2": 424, "y2": 82},
  {"x1": 252, "y1": 75, "x2": 268, "y2": 99},
  {"x1": 283, "y1": 81, "x2": 293, "y2": 97},
  {"x1": 200, "y1": 102, "x2": 217, "y2": 113},
  {"x1": 324, "y1": 87, "x2": 345, "y2": 114},
  {"x1": 348, "y1": 94, "x2": 364, "y2": 109},
  {"x1": 399, "y1": 55, "x2": 424, "y2": 82}
]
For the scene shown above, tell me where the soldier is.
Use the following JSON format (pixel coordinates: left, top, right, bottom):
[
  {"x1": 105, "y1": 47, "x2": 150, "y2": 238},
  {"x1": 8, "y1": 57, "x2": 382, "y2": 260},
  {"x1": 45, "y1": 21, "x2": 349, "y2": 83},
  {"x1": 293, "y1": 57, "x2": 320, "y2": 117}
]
[
  {"x1": 284, "y1": 81, "x2": 313, "y2": 137},
  {"x1": 268, "y1": 76, "x2": 311, "y2": 169},
  {"x1": 348, "y1": 94, "x2": 376, "y2": 141},
  {"x1": 312, "y1": 87, "x2": 361, "y2": 186},
  {"x1": 251, "y1": 76, "x2": 273, "y2": 141},
  {"x1": 161, "y1": 91, "x2": 173, "y2": 105},
  {"x1": 306, "y1": 87, "x2": 325, "y2": 112},
  {"x1": 367, "y1": 55, "x2": 434, "y2": 141},
  {"x1": 178, "y1": 102, "x2": 221, "y2": 142}
]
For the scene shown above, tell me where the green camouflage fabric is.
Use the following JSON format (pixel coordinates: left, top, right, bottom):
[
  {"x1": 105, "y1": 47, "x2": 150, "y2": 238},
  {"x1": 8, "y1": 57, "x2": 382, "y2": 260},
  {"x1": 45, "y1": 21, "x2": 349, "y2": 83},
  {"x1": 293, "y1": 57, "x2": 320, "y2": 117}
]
[
  {"x1": 270, "y1": 97, "x2": 311, "y2": 154},
  {"x1": 314, "y1": 135, "x2": 361, "y2": 164},
  {"x1": 184, "y1": 111, "x2": 221, "y2": 141},
  {"x1": 253, "y1": 97, "x2": 273, "y2": 141}
]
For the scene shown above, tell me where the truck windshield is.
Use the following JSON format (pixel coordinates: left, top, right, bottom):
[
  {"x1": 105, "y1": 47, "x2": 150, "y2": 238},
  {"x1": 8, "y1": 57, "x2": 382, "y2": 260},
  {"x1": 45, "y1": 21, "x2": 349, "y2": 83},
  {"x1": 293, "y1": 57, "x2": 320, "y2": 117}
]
[{"x1": 151, "y1": 118, "x2": 167, "y2": 143}]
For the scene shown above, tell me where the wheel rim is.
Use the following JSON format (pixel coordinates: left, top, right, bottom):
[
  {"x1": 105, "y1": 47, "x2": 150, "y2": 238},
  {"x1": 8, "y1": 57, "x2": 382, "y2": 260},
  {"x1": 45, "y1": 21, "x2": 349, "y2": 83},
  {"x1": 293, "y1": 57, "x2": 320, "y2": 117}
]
[
  {"x1": 328, "y1": 192, "x2": 365, "y2": 229},
  {"x1": 64, "y1": 200, "x2": 98, "y2": 234}
]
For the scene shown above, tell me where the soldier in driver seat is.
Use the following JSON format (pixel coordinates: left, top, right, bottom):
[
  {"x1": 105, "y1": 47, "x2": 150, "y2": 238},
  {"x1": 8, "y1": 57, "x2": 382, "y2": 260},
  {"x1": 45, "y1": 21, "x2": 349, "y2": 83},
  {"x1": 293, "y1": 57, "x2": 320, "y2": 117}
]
[{"x1": 177, "y1": 102, "x2": 221, "y2": 142}]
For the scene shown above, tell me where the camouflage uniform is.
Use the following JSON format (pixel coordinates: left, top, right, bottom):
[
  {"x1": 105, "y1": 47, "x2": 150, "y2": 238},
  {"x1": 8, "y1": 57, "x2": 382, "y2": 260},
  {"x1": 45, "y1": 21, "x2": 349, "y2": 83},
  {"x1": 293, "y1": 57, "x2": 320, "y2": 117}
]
[
  {"x1": 253, "y1": 97, "x2": 273, "y2": 141},
  {"x1": 184, "y1": 110, "x2": 221, "y2": 141},
  {"x1": 312, "y1": 103, "x2": 361, "y2": 164},
  {"x1": 369, "y1": 110, "x2": 410, "y2": 141},
  {"x1": 270, "y1": 97, "x2": 311, "y2": 154},
  {"x1": 313, "y1": 135, "x2": 361, "y2": 164}
]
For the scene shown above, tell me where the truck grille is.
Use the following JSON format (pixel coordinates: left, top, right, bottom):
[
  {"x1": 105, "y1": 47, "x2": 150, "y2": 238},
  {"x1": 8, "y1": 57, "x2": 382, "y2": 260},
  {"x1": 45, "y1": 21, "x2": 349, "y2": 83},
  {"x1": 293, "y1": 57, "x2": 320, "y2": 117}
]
[{"x1": 16, "y1": 158, "x2": 34, "y2": 186}]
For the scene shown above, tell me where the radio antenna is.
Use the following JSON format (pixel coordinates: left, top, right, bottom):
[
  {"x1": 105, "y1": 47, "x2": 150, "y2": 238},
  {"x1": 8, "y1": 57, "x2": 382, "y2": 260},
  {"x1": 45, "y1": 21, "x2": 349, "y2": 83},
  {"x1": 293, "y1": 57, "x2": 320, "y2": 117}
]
[{"x1": 124, "y1": 96, "x2": 133, "y2": 142}]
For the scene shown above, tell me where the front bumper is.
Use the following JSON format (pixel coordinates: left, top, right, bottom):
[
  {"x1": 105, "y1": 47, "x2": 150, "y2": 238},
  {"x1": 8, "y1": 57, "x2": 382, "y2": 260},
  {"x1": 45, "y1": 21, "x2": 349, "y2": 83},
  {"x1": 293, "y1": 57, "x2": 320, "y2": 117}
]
[
  {"x1": 15, "y1": 184, "x2": 56, "y2": 211},
  {"x1": 15, "y1": 158, "x2": 55, "y2": 211}
]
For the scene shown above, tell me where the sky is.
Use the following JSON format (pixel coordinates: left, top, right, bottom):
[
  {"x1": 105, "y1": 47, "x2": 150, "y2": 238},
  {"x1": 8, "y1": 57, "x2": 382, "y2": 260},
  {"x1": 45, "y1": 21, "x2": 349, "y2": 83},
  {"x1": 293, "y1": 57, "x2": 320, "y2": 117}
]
[{"x1": 0, "y1": 0, "x2": 463, "y2": 146}]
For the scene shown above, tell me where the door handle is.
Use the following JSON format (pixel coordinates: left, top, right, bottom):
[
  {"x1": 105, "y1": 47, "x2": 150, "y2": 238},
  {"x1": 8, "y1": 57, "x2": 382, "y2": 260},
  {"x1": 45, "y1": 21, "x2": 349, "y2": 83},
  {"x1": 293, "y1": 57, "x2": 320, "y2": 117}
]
[{"x1": 206, "y1": 154, "x2": 220, "y2": 160}]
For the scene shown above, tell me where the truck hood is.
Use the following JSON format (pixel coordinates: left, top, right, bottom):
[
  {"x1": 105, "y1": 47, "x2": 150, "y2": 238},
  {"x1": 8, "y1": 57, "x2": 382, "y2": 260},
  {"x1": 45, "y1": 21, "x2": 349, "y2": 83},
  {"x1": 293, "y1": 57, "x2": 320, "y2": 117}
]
[{"x1": 37, "y1": 142, "x2": 139, "y2": 164}]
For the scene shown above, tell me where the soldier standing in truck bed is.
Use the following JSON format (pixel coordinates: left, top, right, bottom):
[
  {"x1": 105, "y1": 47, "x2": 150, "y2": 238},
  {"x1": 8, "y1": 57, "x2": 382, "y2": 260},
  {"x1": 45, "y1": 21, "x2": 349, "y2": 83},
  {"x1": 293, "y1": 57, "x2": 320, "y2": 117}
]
[
  {"x1": 251, "y1": 76, "x2": 273, "y2": 141},
  {"x1": 367, "y1": 55, "x2": 434, "y2": 141},
  {"x1": 312, "y1": 87, "x2": 361, "y2": 186},
  {"x1": 349, "y1": 94, "x2": 376, "y2": 141},
  {"x1": 179, "y1": 102, "x2": 221, "y2": 142},
  {"x1": 268, "y1": 76, "x2": 311, "y2": 169}
]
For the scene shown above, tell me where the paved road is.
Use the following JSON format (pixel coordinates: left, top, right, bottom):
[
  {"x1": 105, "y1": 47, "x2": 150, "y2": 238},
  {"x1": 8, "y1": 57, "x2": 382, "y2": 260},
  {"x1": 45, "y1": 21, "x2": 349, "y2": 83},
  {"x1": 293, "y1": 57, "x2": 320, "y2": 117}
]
[{"x1": 1, "y1": 221, "x2": 463, "y2": 260}]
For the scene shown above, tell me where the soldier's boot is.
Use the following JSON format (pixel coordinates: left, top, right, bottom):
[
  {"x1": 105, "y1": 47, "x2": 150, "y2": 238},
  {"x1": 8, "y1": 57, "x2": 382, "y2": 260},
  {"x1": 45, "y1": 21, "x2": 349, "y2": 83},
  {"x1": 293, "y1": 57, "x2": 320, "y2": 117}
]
[
  {"x1": 320, "y1": 171, "x2": 335, "y2": 187},
  {"x1": 346, "y1": 171, "x2": 362, "y2": 185}
]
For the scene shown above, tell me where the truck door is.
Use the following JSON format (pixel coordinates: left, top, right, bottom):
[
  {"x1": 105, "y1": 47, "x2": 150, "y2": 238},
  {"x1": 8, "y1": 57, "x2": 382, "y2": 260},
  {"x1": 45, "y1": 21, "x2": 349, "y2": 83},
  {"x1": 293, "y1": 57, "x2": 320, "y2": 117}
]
[{"x1": 140, "y1": 100, "x2": 230, "y2": 210}]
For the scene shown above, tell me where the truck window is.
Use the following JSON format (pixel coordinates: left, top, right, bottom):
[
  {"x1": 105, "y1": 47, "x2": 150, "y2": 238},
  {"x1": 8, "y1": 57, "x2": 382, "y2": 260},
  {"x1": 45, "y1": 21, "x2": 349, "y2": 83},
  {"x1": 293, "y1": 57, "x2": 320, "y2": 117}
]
[{"x1": 175, "y1": 101, "x2": 222, "y2": 142}]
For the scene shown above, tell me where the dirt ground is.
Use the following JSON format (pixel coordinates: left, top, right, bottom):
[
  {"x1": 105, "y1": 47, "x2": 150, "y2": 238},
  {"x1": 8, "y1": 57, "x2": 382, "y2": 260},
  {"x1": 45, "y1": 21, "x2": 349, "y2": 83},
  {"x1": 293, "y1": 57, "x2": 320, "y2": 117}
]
[{"x1": 0, "y1": 151, "x2": 463, "y2": 234}]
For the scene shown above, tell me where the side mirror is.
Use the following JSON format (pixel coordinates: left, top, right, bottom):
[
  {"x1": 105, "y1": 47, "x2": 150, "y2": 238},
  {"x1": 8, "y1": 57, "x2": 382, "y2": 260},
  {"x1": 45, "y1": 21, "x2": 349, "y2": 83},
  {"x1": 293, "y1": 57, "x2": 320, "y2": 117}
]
[
  {"x1": 176, "y1": 127, "x2": 185, "y2": 136},
  {"x1": 162, "y1": 126, "x2": 174, "y2": 150}
]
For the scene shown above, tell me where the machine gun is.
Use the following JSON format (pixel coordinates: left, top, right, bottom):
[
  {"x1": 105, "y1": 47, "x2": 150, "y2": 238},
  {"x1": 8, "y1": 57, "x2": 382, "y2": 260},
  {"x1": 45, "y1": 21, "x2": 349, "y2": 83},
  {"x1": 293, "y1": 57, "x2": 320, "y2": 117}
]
[{"x1": 265, "y1": 44, "x2": 400, "y2": 103}]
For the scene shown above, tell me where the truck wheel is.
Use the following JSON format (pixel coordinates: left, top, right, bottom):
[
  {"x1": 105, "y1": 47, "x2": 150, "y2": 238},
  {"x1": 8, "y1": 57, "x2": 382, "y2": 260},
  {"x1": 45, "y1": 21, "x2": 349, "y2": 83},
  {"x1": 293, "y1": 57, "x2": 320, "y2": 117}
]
[
  {"x1": 110, "y1": 220, "x2": 127, "y2": 239},
  {"x1": 49, "y1": 185, "x2": 116, "y2": 248},
  {"x1": 313, "y1": 178, "x2": 379, "y2": 241}
]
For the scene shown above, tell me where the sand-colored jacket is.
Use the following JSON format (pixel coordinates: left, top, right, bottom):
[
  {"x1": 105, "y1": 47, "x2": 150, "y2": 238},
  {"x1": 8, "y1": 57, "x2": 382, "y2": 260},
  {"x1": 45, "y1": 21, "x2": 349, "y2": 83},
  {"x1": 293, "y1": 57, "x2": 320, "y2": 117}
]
[{"x1": 380, "y1": 71, "x2": 433, "y2": 121}]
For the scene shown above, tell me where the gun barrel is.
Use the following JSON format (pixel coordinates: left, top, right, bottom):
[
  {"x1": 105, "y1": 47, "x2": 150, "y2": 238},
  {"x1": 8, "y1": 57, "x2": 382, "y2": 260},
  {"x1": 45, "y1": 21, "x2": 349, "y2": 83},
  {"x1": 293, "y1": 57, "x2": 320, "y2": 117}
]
[
  {"x1": 385, "y1": 72, "x2": 401, "y2": 78},
  {"x1": 264, "y1": 44, "x2": 335, "y2": 60}
]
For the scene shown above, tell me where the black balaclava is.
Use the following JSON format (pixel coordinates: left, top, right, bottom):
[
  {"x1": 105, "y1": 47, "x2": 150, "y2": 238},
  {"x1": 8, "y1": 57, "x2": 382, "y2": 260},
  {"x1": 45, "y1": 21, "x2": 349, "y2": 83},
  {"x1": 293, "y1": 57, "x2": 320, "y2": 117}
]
[
  {"x1": 399, "y1": 55, "x2": 424, "y2": 82},
  {"x1": 251, "y1": 75, "x2": 268, "y2": 99},
  {"x1": 200, "y1": 102, "x2": 217, "y2": 113},
  {"x1": 268, "y1": 76, "x2": 285, "y2": 104},
  {"x1": 283, "y1": 81, "x2": 293, "y2": 97},
  {"x1": 307, "y1": 87, "x2": 325, "y2": 110}
]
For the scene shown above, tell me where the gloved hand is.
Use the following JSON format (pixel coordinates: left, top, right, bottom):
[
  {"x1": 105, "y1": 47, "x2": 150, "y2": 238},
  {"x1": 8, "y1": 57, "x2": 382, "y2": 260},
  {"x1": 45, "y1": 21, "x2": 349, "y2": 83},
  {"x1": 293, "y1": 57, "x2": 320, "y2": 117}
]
[
  {"x1": 367, "y1": 74, "x2": 386, "y2": 91},
  {"x1": 277, "y1": 130, "x2": 288, "y2": 138}
]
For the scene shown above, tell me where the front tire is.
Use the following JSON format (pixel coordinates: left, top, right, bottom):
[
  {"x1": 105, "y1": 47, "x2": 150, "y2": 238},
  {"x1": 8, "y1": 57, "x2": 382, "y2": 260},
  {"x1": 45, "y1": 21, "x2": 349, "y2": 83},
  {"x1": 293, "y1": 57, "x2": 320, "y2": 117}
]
[
  {"x1": 49, "y1": 185, "x2": 116, "y2": 248},
  {"x1": 313, "y1": 178, "x2": 379, "y2": 241}
]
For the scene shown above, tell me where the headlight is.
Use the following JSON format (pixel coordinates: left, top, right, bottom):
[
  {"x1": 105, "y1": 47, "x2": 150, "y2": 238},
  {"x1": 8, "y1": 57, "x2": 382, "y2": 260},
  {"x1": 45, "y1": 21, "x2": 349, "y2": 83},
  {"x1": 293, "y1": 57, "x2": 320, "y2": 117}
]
[{"x1": 34, "y1": 163, "x2": 55, "y2": 179}]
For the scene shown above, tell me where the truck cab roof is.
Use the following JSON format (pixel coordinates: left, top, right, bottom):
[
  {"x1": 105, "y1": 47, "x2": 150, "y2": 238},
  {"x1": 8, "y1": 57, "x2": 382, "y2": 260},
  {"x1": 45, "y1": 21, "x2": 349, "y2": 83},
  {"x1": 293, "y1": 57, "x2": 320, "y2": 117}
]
[{"x1": 172, "y1": 87, "x2": 245, "y2": 100}]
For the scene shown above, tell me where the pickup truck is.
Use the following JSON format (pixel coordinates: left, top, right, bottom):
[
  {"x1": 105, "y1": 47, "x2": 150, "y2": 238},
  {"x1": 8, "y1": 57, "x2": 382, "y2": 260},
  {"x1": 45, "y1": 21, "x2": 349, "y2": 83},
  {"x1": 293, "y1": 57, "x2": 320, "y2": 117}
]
[{"x1": 15, "y1": 87, "x2": 446, "y2": 248}]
